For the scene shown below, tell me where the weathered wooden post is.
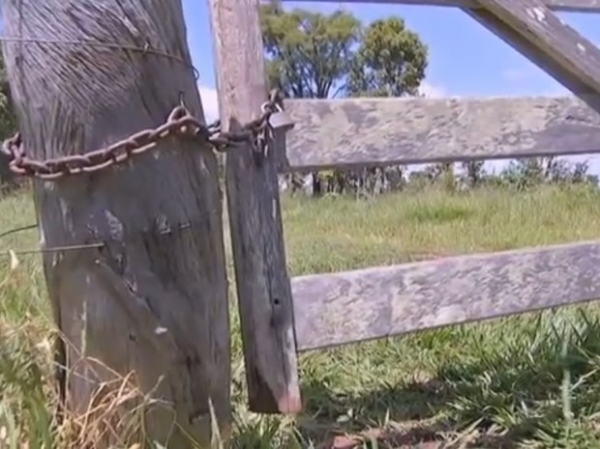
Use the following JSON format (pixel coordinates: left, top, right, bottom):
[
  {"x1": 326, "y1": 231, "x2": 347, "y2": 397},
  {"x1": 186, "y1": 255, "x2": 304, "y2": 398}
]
[
  {"x1": 208, "y1": 0, "x2": 302, "y2": 413},
  {"x1": 1, "y1": 0, "x2": 231, "y2": 445}
]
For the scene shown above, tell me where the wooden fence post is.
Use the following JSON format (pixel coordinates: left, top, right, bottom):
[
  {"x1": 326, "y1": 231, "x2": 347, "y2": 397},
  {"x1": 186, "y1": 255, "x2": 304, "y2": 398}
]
[
  {"x1": 1, "y1": 0, "x2": 231, "y2": 445},
  {"x1": 208, "y1": 0, "x2": 302, "y2": 413}
]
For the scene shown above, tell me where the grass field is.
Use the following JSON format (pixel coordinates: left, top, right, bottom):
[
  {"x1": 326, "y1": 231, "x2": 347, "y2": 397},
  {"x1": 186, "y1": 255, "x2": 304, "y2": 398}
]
[{"x1": 4, "y1": 184, "x2": 600, "y2": 448}]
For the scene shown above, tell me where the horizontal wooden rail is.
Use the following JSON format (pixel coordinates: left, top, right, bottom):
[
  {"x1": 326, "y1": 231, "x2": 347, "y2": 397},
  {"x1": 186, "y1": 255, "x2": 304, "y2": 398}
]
[
  {"x1": 281, "y1": 0, "x2": 600, "y2": 12},
  {"x1": 291, "y1": 240, "x2": 600, "y2": 351},
  {"x1": 282, "y1": 95, "x2": 600, "y2": 171}
]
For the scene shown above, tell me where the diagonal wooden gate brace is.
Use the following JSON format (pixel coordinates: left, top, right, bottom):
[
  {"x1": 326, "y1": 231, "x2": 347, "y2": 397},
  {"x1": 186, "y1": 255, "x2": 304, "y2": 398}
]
[
  {"x1": 470, "y1": 0, "x2": 600, "y2": 109},
  {"x1": 207, "y1": 0, "x2": 302, "y2": 413}
]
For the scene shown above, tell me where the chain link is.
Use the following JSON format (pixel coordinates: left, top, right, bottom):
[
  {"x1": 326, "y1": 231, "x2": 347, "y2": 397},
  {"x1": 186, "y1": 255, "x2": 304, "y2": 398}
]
[{"x1": 0, "y1": 89, "x2": 284, "y2": 180}]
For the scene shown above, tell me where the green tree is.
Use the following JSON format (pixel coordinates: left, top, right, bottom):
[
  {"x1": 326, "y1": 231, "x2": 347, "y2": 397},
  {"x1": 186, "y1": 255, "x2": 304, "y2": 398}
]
[
  {"x1": 346, "y1": 18, "x2": 428, "y2": 195},
  {"x1": 499, "y1": 157, "x2": 595, "y2": 189},
  {"x1": 260, "y1": 0, "x2": 360, "y2": 195},
  {"x1": 347, "y1": 17, "x2": 427, "y2": 97},
  {"x1": 0, "y1": 17, "x2": 16, "y2": 139},
  {"x1": 0, "y1": 50, "x2": 17, "y2": 188},
  {"x1": 260, "y1": 0, "x2": 360, "y2": 99}
]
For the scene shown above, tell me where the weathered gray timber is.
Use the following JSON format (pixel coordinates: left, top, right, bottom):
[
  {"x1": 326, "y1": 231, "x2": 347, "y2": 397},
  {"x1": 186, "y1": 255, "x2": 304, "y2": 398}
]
[
  {"x1": 292, "y1": 241, "x2": 600, "y2": 351},
  {"x1": 282, "y1": 0, "x2": 600, "y2": 11},
  {"x1": 282, "y1": 96, "x2": 600, "y2": 171},
  {"x1": 0, "y1": 0, "x2": 230, "y2": 445},
  {"x1": 208, "y1": 0, "x2": 302, "y2": 413}
]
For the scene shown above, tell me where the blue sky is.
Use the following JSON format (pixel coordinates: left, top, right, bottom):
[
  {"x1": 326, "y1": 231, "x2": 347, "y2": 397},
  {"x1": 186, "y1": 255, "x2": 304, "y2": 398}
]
[
  {"x1": 182, "y1": 1, "x2": 600, "y2": 174},
  {"x1": 183, "y1": 1, "x2": 599, "y2": 97}
]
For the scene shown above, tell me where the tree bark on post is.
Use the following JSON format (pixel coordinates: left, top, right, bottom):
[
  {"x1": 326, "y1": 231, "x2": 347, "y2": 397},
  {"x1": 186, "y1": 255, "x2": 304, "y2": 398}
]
[
  {"x1": 208, "y1": 0, "x2": 302, "y2": 413},
  {"x1": 1, "y1": 0, "x2": 231, "y2": 446}
]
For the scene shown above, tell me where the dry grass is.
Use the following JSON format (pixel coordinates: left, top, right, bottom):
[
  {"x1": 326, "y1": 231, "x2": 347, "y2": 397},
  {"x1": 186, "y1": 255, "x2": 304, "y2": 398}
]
[{"x1": 3, "y1": 184, "x2": 600, "y2": 448}]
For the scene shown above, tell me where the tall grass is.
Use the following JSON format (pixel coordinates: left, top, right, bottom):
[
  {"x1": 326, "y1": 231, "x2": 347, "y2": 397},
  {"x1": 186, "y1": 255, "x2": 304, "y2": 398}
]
[{"x1": 3, "y1": 184, "x2": 600, "y2": 448}]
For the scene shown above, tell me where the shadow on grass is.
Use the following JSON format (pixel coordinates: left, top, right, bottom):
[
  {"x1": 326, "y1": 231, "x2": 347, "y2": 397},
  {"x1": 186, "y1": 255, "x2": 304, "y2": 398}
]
[
  {"x1": 297, "y1": 376, "x2": 449, "y2": 448},
  {"x1": 293, "y1": 307, "x2": 600, "y2": 448}
]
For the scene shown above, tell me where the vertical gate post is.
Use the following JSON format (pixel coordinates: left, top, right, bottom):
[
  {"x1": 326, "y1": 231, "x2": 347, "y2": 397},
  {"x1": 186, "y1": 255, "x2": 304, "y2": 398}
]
[
  {"x1": 1, "y1": 0, "x2": 231, "y2": 445},
  {"x1": 208, "y1": 0, "x2": 302, "y2": 413}
]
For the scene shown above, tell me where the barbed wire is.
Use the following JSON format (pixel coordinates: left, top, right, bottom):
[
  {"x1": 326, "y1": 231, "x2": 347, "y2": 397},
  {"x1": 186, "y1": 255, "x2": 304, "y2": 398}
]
[
  {"x1": 2, "y1": 242, "x2": 104, "y2": 257},
  {"x1": 0, "y1": 223, "x2": 104, "y2": 257},
  {"x1": 0, "y1": 88, "x2": 286, "y2": 180},
  {"x1": 0, "y1": 223, "x2": 37, "y2": 239},
  {"x1": 0, "y1": 36, "x2": 200, "y2": 79}
]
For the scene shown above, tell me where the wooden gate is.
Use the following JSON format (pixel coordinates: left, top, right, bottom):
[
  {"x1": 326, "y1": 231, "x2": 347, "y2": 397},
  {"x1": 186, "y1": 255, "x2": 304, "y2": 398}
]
[{"x1": 208, "y1": 0, "x2": 600, "y2": 414}]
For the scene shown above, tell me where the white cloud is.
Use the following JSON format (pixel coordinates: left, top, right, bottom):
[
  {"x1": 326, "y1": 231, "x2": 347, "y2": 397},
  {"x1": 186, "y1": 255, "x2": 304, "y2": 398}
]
[
  {"x1": 198, "y1": 85, "x2": 220, "y2": 123},
  {"x1": 418, "y1": 81, "x2": 447, "y2": 98}
]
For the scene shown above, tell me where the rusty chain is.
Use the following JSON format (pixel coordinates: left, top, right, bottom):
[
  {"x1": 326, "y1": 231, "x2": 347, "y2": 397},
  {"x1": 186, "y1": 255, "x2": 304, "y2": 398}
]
[{"x1": 0, "y1": 89, "x2": 285, "y2": 180}]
